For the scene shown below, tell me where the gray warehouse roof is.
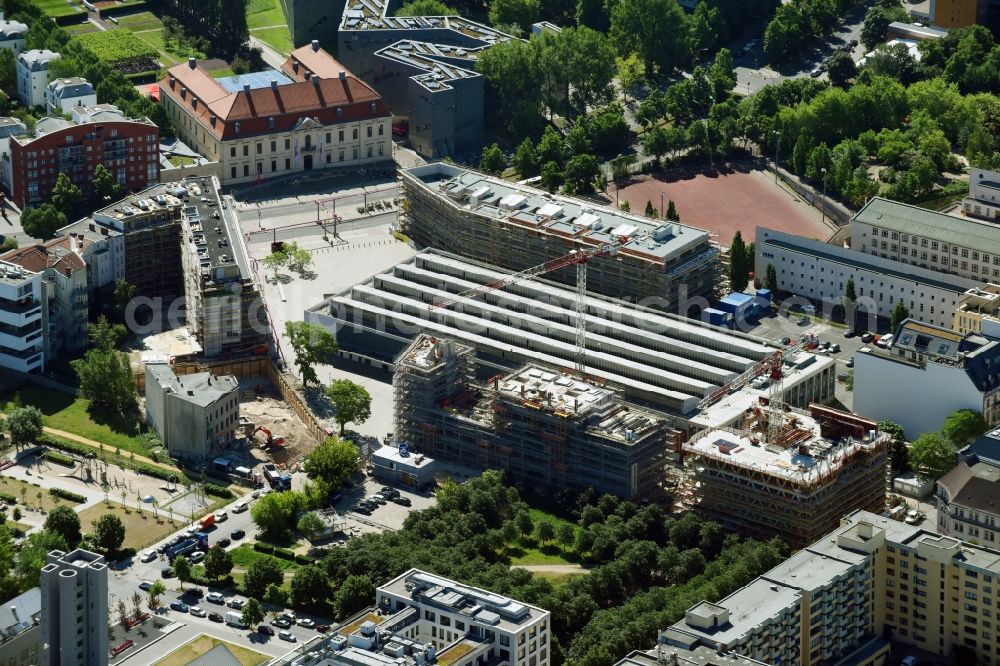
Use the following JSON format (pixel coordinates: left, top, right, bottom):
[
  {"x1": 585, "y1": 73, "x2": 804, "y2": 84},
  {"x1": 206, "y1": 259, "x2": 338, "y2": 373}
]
[{"x1": 0, "y1": 587, "x2": 39, "y2": 643}]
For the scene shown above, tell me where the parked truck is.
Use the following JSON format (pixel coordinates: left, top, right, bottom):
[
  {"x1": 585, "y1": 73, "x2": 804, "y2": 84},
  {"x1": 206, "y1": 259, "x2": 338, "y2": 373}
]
[
  {"x1": 198, "y1": 514, "x2": 216, "y2": 530},
  {"x1": 166, "y1": 532, "x2": 208, "y2": 561},
  {"x1": 262, "y1": 463, "x2": 292, "y2": 491},
  {"x1": 225, "y1": 611, "x2": 246, "y2": 628}
]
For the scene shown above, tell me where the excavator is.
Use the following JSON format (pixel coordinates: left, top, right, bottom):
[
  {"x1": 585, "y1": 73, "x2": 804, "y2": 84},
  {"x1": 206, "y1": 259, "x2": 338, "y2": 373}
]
[{"x1": 251, "y1": 426, "x2": 284, "y2": 450}]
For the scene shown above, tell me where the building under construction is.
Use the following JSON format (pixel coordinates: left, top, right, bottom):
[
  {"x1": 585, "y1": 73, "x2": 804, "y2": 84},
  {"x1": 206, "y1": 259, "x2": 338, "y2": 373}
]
[
  {"x1": 400, "y1": 163, "x2": 720, "y2": 312},
  {"x1": 682, "y1": 403, "x2": 889, "y2": 548},
  {"x1": 394, "y1": 334, "x2": 680, "y2": 499}
]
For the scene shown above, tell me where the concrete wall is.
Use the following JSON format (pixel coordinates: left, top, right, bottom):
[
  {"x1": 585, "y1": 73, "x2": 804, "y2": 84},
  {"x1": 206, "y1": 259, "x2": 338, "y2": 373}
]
[{"x1": 284, "y1": 0, "x2": 343, "y2": 52}]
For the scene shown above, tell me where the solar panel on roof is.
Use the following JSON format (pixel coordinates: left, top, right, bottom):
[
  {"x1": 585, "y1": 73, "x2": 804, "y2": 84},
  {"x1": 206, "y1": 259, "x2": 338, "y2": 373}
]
[{"x1": 215, "y1": 70, "x2": 294, "y2": 93}]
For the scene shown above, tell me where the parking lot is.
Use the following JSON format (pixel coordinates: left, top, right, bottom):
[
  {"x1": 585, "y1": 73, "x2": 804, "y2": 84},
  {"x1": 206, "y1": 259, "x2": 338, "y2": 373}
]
[{"x1": 333, "y1": 476, "x2": 436, "y2": 532}]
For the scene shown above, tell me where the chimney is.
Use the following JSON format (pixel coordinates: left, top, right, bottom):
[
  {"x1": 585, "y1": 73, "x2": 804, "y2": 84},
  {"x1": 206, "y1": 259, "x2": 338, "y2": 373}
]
[
  {"x1": 169, "y1": 76, "x2": 175, "y2": 88},
  {"x1": 188, "y1": 57, "x2": 196, "y2": 69},
  {"x1": 304, "y1": 71, "x2": 311, "y2": 80},
  {"x1": 270, "y1": 79, "x2": 278, "y2": 90},
  {"x1": 339, "y1": 70, "x2": 346, "y2": 81},
  {"x1": 9, "y1": 605, "x2": 17, "y2": 623},
  {"x1": 292, "y1": 59, "x2": 299, "y2": 73},
  {"x1": 88, "y1": 223, "x2": 95, "y2": 232},
  {"x1": 243, "y1": 84, "x2": 251, "y2": 94},
  {"x1": 311, "y1": 39, "x2": 320, "y2": 51},
  {"x1": 313, "y1": 76, "x2": 320, "y2": 86}
]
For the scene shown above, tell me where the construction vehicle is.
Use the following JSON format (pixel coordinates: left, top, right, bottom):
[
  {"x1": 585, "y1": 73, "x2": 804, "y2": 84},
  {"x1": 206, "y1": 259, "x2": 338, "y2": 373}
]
[
  {"x1": 251, "y1": 426, "x2": 284, "y2": 450},
  {"x1": 166, "y1": 532, "x2": 208, "y2": 561},
  {"x1": 262, "y1": 463, "x2": 292, "y2": 490},
  {"x1": 431, "y1": 237, "x2": 630, "y2": 374}
]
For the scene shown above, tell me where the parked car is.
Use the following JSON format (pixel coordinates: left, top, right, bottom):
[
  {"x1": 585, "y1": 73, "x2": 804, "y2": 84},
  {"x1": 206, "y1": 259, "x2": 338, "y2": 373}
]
[
  {"x1": 258, "y1": 625, "x2": 275, "y2": 636},
  {"x1": 298, "y1": 618, "x2": 315, "y2": 628},
  {"x1": 206, "y1": 592, "x2": 225, "y2": 604},
  {"x1": 189, "y1": 551, "x2": 205, "y2": 564},
  {"x1": 140, "y1": 551, "x2": 156, "y2": 563},
  {"x1": 846, "y1": 358, "x2": 854, "y2": 367},
  {"x1": 353, "y1": 505, "x2": 371, "y2": 516},
  {"x1": 208, "y1": 612, "x2": 224, "y2": 623},
  {"x1": 369, "y1": 495, "x2": 387, "y2": 506},
  {"x1": 189, "y1": 606, "x2": 206, "y2": 617},
  {"x1": 156, "y1": 544, "x2": 168, "y2": 554},
  {"x1": 227, "y1": 598, "x2": 245, "y2": 610},
  {"x1": 170, "y1": 601, "x2": 189, "y2": 613},
  {"x1": 380, "y1": 487, "x2": 400, "y2": 498},
  {"x1": 278, "y1": 631, "x2": 296, "y2": 642},
  {"x1": 271, "y1": 618, "x2": 292, "y2": 629},
  {"x1": 905, "y1": 510, "x2": 922, "y2": 525},
  {"x1": 316, "y1": 624, "x2": 331, "y2": 633},
  {"x1": 810, "y1": 67, "x2": 822, "y2": 77},
  {"x1": 216, "y1": 511, "x2": 228, "y2": 522},
  {"x1": 861, "y1": 333, "x2": 874, "y2": 343},
  {"x1": 138, "y1": 580, "x2": 153, "y2": 591},
  {"x1": 161, "y1": 567, "x2": 174, "y2": 578},
  {"x1": 797, "y1": 316, "x2": 810, "y2": 325},
  {"x1": 844, "y1": 330, "x2": 855, "y2": 338},
  {"x1": 216, "y1": 538, "x2": 231, "y2": 549},
  {"x1": 184, "y1": 588, "x2": 204, "y2": 599},
  {"x1": 391, "y1": 496, "x2": 412, "y2": 507},
  {"x1": 231, "y1": 529, "x2": 245, "y2": 540},
  {"x1": 830, "y1": 343, "x2": 841, "y2": 353}
]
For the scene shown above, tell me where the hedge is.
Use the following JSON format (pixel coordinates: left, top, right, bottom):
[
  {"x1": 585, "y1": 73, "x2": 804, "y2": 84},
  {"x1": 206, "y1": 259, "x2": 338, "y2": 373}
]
[
  {"x1": 273, "y1": 547, "x2": 296, "y2": 561},
  {"x1": 49, "y1": 488, "x2": 86, "y2": 503},
  {"x1": 203, "y1": 484, "x2": 234, "y2": 500},
  {"x1": 0, "y1": 493, "x2": 16, "y2": 505},
  {"x1": 294, "y1": 554, "x2": 316, "y2": 566},
  {"x1": 44, "y1": 451, "x2": 75, "y2": 467},
  {"x1": 253, "y1": 543, "x2": 274, "y2": 555},
  {"x1": 41, "y1": 434, "x2": 188, "y2": 484}
]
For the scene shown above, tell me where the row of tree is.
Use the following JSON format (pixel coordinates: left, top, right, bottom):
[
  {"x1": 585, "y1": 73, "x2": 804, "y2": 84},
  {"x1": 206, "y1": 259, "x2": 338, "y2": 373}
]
[
  {"x1": 157, "y1": 0, "x2": 250, "y2": 58},
  {"x1": 764, "y1": 0, "x2": 858, "y2": 64}
]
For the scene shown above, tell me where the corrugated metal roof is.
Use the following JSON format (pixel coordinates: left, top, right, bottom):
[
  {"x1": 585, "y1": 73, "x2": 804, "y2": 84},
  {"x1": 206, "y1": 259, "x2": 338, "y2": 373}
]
[{"x1": 855, "y1": 197, "x2": 1000, "y2": 249}]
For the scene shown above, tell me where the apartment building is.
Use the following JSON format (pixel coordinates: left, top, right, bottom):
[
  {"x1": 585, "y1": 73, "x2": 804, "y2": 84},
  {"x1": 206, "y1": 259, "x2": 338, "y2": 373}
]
[
  {"x1": 144, "y1": 362, "x2": 240, "y2": 462},
  {"x1": 401, "y1": 163, "x2": 720, "y2": 312},
  {"x1": 853, "y1": 318, "x2": 1000, "y2": 436},
  {"x1": 0, "y1": 116, "x2": 26, "y2": 194},
  {"x1": 0, "y1": 258, "x2": 43, "y2": 373},
  {"x1": 0, "y1": 588, "x2": 41, "y2": 666},
  {"x1": 159, "y1": 42, "x2": 391, "y2": 186},
  {"x1": 757, "y1": 226, "x2": 981, "y2": 329},
  {"x1": 615, "y1": 647, "x2": 770, "y2": 666},
  {"x1": 16, "y1": 49, "x2": 58, "y2": 109},
  {"x1": 39, "y1": 549, "x2": 108, "y2": 666},
  {"x1": 0, "y1": 19, "x2": 27, "y2": 56},
  {"x1": 45, "y1": 77, "x2": 96, "y2": 115},
  {"x1": 964, "y1": 167, "x2": 1000, "y2": 222},
  {"x1": 956, "y1": 285, "x2": 1000, "y2": 335},
  {"x1": 852, "y1": 197, "x2": 1000, "y2": 284},
  {"x1": 937, "y1": 458, "x2": 1000, "y2": 546},
  {"x1": 9, "y1": 106, "x2": 159, "y2": 208}
]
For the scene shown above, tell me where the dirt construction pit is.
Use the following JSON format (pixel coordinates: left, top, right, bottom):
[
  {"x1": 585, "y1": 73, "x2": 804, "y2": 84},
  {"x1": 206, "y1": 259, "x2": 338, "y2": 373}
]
[{"x1": 239, "y1": 381, "x2": 318, "y2": 466}]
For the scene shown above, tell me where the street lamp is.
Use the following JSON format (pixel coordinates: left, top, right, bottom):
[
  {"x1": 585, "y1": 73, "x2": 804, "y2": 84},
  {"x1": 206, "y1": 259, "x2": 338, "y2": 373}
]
[
  {"x1": 660, "y1": 192, "x2": 664, "y2": 219},
  {"x1": 820, "y1": 167, "x2": 828, "y2": 226},
  {"x1": 773, "y1": 130, "x2": 781, "y2": 182}
]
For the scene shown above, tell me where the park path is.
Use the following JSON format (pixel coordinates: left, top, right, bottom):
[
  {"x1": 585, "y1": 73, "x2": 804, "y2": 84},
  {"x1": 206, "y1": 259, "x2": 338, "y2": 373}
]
[{"x1": 511, "y1": 564, "x2": 590, "y2": 574}]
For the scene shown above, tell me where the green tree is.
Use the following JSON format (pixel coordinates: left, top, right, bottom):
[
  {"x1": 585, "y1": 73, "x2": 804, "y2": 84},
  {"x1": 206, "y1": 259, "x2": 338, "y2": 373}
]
[
  {"x1": 304, "y1": 436, "x2": 358, "y2": 489},
  {"x1": 324, "y1": 380, "x2": 372, "y2": 435},
  {"x1": 943, "y1": 409, "x2": 988, "y2": 448},
  {"x1": 540, "y1": 160, "x2": 563, "y2": 193},
  {"x1": 251, "y1": 491, "x2": 308, "y2": 542},
  {"x1": 6, "y1": 406, "x2": 42, "y2": 449},
  {"x1": 92, "y1": 513, "x2": 125, "y2": 555},
  {"x1": 489, "y1": 0, "x2": 539, "y2": 34},
  {"x1": 334, "y1": 574, "x2": 375, "y2": 620},
  {"x1": 284, "y1": 321, "x2": 338, "y2": 388},
  {"x1": 19, "y1": 204, "x2": 66, "y2": 241},
  {"x1": 479, "y1": 143, "x2": 506, "y2": 175},
  {"x1": 890, "y1": 300, "x2": 910, "y2": 332},
  {"x1": 537, "y1": 126, "x2": 565, "y2": 165},
  {"x1": 576, "y1": 0, "x2": 609, "y2": 31},
  {"x1": 147, "y1": 581, "x2": 166, "y2": 610},
  {"x1": 217, "y1": 0, "x2": 250, "y2": 55},
  {"x1": 89, "y1": 316, "x2": 126, "y2": 352},
  {"x1": 113, "y1": 279, "x2": 135, "y2": 319},
  {"x1": 765, "y1": 263, "x2": 778, "y2": 291},
  {"x1": 241, "y1": 597, "x2": 264, "y2": 628},
  {"x1": 729, "y1": 230, "x2": 748, "y2": 292},
  {"x1": 844, "y1": 277, "x2": 857, "y2": 306},
  {"x1": 666, "y1": 200, "x2": 678, "y2": 221},
  {"x1": 262, "y1": 249, "x2": 288, "y2": 280},
  {"x1": 396, "y1": 0, "x2": 454, "y2": 15},
  {"x1": 290, "y1": 564, "x2": 331, "y2": 610},
  {"x1": 244, "y1": 555, "x2": 284, "y2": 600},
  {"x1": 0, "y1": 237, "x2": 16, "y2": 253},
  {"x1": 476, "y1": 40, "x2": 543, "y2": 137},
  {"x1": 50, "y1": 173, "x2": 82, "y2": 219},
  {"x1": 909, "y1": 432, "x2": 957, "y2": 479},
  {"x1": 861, "y1": 4, "x2": 908, "y2": 49},
  {"x1": 45, "y1": 506, "x2": 81, "y2": 547},
  {"x1": 616, "y1": 53, "x2": 645, "y2": 102},
  {"x1": 534, "y1": 518, "x2": 555, "y2": 544},
  {"x1": 297, "y1": 511, "x2": 326, "y2": 543},
  {"x1": 827, "y1": 50, "x2": 857, "y2": 87},
  {"x1": 879, "y1": 420, "x2": 909, "y2": 471},
  {"x1": 71, "y1": 346, "x2": 135, "y2": 416},
  {"x1": 707, "y1": 48, "x2": 736, "y2": 102},
  {"x1": 172, "y1": 554, "x2": 191, "y2": 588},
  {"x1": 610, "y1": 0, "x2": 691, "y2": 75},
  {"x1": 264, "y1": 583, "x2": 287, "y2": 609},
  {"x1": 0, "y1": 49, "x2": 15, "y2": 95},
  {"x1": 644, "y1": 200, "x2": 658, "y2": 218},
  {"x1": 203, "y1": 545, "x2": 234, "y2": 580},
  {"x1": 555, "y1": 522, "x2": 575, "y2": 548},
  {"x1": 563, "y1": 153, "x2": 599, "y2": 194},
  {"x1": 513, "y1": 138, "x2": 538, "y2": 177},
  {"x1": 90, "y1": 164, "x2": 123, "y2": 208},
  {"x1": 15, "y1": 530, "x2": 67, "y2": 590}
]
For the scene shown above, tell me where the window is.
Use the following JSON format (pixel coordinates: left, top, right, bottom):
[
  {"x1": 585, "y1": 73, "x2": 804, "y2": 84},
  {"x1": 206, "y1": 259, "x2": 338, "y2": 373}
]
[
  {"x1": 268, "y1": 116, "x2": 275, "y2": 129},
  {"x1": 243, "y1": 145, "x2": 249, "y2": 157},
  {"x1": 285, "y1": 158, "x2": 290, "y2": 169},
  {"x1": 353, "y1": 128, "x2": 358, "y2": 140},
  {"x1": 367, "y1": 126, "x2": 373, "y2": 138},
  {"x1": 271, "y1": 160, "x2": 276, "y2": 172},
  {"x1": 257, "y1": 143, "x2": 262, "y2": 154},
  {"x1": 285, "y1": 138, "x2": 290, "y2": 150},
  {"x1": 243, "y1": 165, "x2": 249, "y2": 177},
  {"x1": 230, "y1": 146, "x2": 236, "y2": 158},
  {"x1": 339, "y1": 130, "x2": 344, "y2": 142},
  {"x1": 270, "y1": 140, "x2": 276, "y2": 152},
  {"x1": 231, "y1": 166, "x2": 236, "y2": 178}
]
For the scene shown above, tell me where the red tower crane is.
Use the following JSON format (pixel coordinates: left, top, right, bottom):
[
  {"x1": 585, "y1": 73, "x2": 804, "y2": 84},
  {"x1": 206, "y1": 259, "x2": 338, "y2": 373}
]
[{"x1": 430, "y1": 238, "x2": 630, "y2": 374}]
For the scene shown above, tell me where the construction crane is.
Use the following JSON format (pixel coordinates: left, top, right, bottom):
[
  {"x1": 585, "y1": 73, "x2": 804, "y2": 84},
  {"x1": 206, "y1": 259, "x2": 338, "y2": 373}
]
[{"x1": 430, "y1": 237, "x2": 631, "y2": 373}]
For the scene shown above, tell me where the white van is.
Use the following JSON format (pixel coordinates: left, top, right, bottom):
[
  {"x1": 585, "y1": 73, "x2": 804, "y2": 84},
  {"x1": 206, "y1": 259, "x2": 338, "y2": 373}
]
[
  {"x1": 232, "y1": 501, "x2": 249, "y2": 514},
  {"x1": 877, "y1": 334, "x2": 893, "y2": 348}
]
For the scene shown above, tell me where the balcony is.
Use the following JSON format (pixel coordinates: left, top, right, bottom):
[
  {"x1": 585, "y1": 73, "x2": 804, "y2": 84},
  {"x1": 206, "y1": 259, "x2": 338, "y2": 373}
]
[
  {"x1": 0, "y1": 302, "x2": 42, "y2": 328},
  {"x1": 0, "y1": 346, "x2": 43, "y2": 372}
]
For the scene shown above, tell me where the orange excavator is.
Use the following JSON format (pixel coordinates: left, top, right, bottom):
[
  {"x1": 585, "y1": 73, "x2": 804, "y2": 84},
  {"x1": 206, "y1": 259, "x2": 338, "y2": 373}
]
[{"x1": 252, "y1": 426, "x2": 284, "y2": 450}]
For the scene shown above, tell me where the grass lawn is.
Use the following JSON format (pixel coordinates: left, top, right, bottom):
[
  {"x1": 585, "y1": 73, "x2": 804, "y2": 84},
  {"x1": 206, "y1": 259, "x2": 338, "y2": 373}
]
[
  {"x1": 115, "y1": 11, "x2": 164, "y2": 32},
  {"x1": 528, "y1": 508, "x2": 579, "y2": 536},
  {"x1": 247, "y1": 0, "x2": 287, "y2": 29},
  {"x1": 531, "y1": 571, "x2": 585, "y2": 587},
  {"x1": 0, "y1": 476, "x2": 82, "y2": 513},
  {"x1": 65, "y1": 22, "x2": 100, "y2": 35},
  {"x1": 251, "y1": 26, "x2": 293, "y2": 55},
  {"x1": 229, "y1": 544, "x2": 300, "y2": 572},
  {"x1": 154, "y1": 635, "x2": 268, "y2": 666},
  {"x1": 78, "y1": 503, "x2": 181, "y2": 551},
  {"x1": 209, "y1": 67, "x2": 236, "y2": 78},
  {"x1": 168, "y1": 155, "x2": 197, "y2": 167},
  {"x1": 1, "y1": 386, "x2": 147, "y2": 457},
  {"x1": 29, "y1": 0, "x2": 84, "y2": 18},
  {"x1": 508, "y1": 544, "x2": 574, "y2": 566}
]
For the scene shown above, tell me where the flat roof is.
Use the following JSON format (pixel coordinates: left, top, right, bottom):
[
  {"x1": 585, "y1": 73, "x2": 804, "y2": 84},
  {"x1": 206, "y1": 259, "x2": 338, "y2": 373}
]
[{"x1": 691, "y1": 577, "x2": 801, "y2": 645}]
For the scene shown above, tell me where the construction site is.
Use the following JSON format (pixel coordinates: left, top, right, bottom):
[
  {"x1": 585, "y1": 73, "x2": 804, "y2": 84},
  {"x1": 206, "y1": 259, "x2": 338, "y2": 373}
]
[
  {"x1": 399, "y1": 163, "x2": 721, "y2": 312},
  {"x1": 681, "y1": 396, "x2": 890, "y2": 548},
  {"x1": 393, "y1": 335, "x2": 680, "y2": 499}
]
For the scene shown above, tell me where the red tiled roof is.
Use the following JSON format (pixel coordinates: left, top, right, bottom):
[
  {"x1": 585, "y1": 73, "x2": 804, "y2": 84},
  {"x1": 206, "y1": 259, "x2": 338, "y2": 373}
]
[
  {"x1": 284, "y1": 44, "x2": 355, "y2": 81},
  {"x1": 1, "y1": 238, "x2": 87, "y2": 277}
]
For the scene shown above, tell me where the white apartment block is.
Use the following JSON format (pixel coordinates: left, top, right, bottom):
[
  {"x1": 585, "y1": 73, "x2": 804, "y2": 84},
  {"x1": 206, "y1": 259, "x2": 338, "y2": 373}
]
[
  {"x1": 965, "y1": 167, "x2": 1000, "y2": 221},
  {"x1": 45, "y1": 77, "x2": 96, "y2": 115},
  {"x1": 16, "y1": 49, "x2": 59, "y2": 109},
  {"x1": 0, "y1": 259, "x2": 43, "y2": 373},
  {"x1": 756, "y1": 226, "x2": 979, "y2": 329},
  {"x1": 937, "y1": 458, "x2": 1000, "y2": 546},
  {"x1": 0, "y1": 20, "x2": 27, "y2": 56},
  {"x1": 39, "y1": 549, "x2": 108, "y2": 666},
  {"x1": 665, "y1": 508, "x2": 1000, "y2": 666},
  {"x1": 853, "y1": 196, "x2": 1000, "y2": 284}
]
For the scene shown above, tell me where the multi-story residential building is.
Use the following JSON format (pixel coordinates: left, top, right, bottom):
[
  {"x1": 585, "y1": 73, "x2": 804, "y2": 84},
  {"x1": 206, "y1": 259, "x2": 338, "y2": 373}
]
[
  {"x1": 664, "y1": 508, "x2": 1000, "y2": 666},
  {"x1": 937, "y1": 457, "x2": 1000, "y2": 545},
  {"x1": 955, "y1": 284, "x2": 1000, "y2": 335},
  {"x1": 0, "y1": 116, "x2": 26, "y2": 195},
  {"x1": 1, "y1": 239, "x2": 89, "y2": 359},
  {"x1": 45, "y1": 77, "x2": 96, "y2": 115},
  {"x1": 964, "y1": 167, "x2": 1000, "y2": 221},
  {"x1": 757, "y1": 226, "x2": 980, "y2": 329},
  {"x1": 0, "y1": 19, "x2": 27, "y2": 56},
  {"x1": 39, "y1": 549, "x2": 108, "y2": 666},
  {"x1": 274, "y1": 569, "x2": 551, "y2": 666},
  {"x1": 16, "y1": 49, "x2": 58, "y2": 109},
  {"x1": 9, "y1": 106, "x2": 159, "y2": 207},
  {"x1": 0, "y1": 588, "x2": 41, "y2": 666},
  {"x1": 159, "y1": 42, "x2": 391, "y2": 186},
  {"x1": 931, "y1": 0, "x2": 989, "y2": 27},
  {"x1": 615, "y1": 647, "x2": 770, "y2": 666},
  {"x1": 852, "y1": 196, "x2": 1000, "y2": 284},
  {"x1": 0, "y1": 258, "x2": 43, "y2": 373},
  {"x1": 854, "y1": 317, "x2": 1000, "y2": 440},
  {"x1": 401, "y1": 164, "x2": 720, "y2": 312},
  {"x1": 143, "y1": 361, "x2": 240, "y2": 462}
]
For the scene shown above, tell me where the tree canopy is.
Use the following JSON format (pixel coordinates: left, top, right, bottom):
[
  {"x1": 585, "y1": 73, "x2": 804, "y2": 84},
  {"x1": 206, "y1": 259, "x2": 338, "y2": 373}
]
[
  {"x1": 6, "y1": 406, "x2": 42, "y2": 449},
  {"x1": 44, "y1": 506, "x2": 81, "y2": 547},
  {"x1": 943, "y1": 409, "x2": 987, "y2": 448},
  {"x1": 92, "y1": 514, "x2": 125, "y2": 556},
  {"x1": 325, "y1": 380, "x2": 372, "y2": 435},
  {"x1": 284, "y1": 322, "x2": 338, "y2": 388},
  {"x1": 20, "y1": 204, "x2": 66, "y2": 241},
  {"x1": 909, "y1": 432, "x2": 957, "y2": 479},
  {"x1": 304, "y1": 437, "x2": 358, "y2": 490}
]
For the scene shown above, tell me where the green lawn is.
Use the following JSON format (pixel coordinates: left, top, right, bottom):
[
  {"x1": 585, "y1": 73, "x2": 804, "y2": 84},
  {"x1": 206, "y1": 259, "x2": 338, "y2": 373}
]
[
  {"x1": 247, "y1": 0, "x2": 287, "y2": 29},
  {"x1": 229, "y1": 544, "x2": 301, "y2": 572},
  {"x1": 29, "y1": 0, "x2": 84, "y2": 18},
  {"x1": 168, "y1": 155, "x2": 197, "y2": 167},
  {"x1": 115, "y1": 11, "x2": 165, "y2": 32},
  {"x1": 65, "y1": 22, "x2": 100, "y2": 35},
  {"x1": 1, "y1": 387, "x2": 147, "y2": 456},
  {"x1": 0, "y1": 476, "x2": 82, "y2": 513},
  {"x1": 154, "y1": 635, "x2": 268, "y2": 666},
  {"x1": 508, "y1": 544, "x2": 574, "y2": 566},
  {"x1": 531, "y1": 571, "x2": 585, "y2": 587},
  {"x1": 78, "y1": 502, "x2": 182, "y2": 550},
  {"x1": 209, "y1": 67, "x2": 236, "y2": 78},
  {"x1": 528, "y1": 508, "x2": 579, "y2": 536},
  {"x1": 251, "y1": 26, "x2": 293, "y2": 55}
]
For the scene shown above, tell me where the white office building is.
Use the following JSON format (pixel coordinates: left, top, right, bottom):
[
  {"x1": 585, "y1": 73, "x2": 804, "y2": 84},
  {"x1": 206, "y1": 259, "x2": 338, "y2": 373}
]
[
  {"x1": 45, "y1": 78, "x2": 96, "y2": 115},
  {"x1": 39, "y1": 549, "x2": 108, "y2": 666},
  {"x1": 16, "y1": 49, "x2": 59, "y2": 109},
  {"x1": 0, "y1": 258, "x2": 44, "y2": 373},
  {"x1": 0, "y1": 19, "x2": 27, "y2": 56},
  {"x1": 756, "y1": 226, "x2": 980, "y2": 329},
  {"x1": 964, "y1": 167, "x2": 1000, "y2": 221}
]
